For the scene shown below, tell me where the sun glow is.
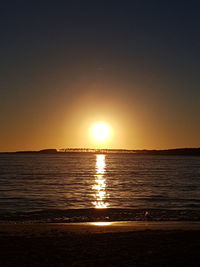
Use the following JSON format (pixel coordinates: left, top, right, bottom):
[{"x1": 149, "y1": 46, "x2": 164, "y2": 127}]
[{"x1": 91, "y1": 122, "x2": 112, "y2": 143}]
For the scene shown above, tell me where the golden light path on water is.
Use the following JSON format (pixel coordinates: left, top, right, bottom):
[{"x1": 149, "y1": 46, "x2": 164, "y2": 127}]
[{"x1": 92, "y1": 154, "x2": 109, "y2": 208}]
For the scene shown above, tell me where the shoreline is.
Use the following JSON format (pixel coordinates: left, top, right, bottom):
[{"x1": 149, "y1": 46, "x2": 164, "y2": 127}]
[{"x1": 1, "y1": 221, "x2": 200, "y2": 236}]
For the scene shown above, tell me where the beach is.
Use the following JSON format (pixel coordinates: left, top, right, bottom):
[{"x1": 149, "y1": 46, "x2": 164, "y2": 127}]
[
  {"x1": 1, "y1": 0, "x2": 200, "y2": 265},
  {"x1": 1, "y1": 154, "x2": 200, "y2": 266},
  {"x1": 1, "y1": 222, "x2": 200, "y2": 267}
]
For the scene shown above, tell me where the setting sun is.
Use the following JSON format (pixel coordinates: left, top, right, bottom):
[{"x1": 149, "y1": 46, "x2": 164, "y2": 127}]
[{"x1": 91, "y1": 122, "x2": 112, "y2": 143}]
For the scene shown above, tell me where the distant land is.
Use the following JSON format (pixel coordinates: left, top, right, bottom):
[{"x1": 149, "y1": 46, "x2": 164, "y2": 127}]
[{"x1": 1, "y1": 148, "x2": 200, "y2": 156}]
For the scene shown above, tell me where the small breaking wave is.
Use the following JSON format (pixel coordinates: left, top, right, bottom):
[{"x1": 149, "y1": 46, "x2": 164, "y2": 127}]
[{"x1": 1, "y1": 208, "x2": 200, "y2": 223}]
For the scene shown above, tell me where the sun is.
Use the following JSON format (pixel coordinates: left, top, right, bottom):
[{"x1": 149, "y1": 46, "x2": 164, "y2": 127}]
[{"x1": 91, "y1": 122, "x2": 112, "y2": 143}]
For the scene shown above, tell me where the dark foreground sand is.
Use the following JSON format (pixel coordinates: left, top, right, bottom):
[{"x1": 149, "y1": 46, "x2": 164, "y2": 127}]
[{"x1": 0, "y1": 222, "x2": 200, "y2": 267}]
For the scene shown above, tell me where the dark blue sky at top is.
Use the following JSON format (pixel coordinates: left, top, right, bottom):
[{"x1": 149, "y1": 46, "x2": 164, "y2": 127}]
[
  {"x1": 1, "y1": 1, "x2": 200, "y2": 80},
  {"x1": 0, "y1": 0, "x2": 200, "y2": 150}
]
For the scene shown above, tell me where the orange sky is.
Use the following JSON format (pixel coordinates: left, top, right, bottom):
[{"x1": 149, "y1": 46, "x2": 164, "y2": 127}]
[
  {"x1": 1, "y1": 79, "x2": 199, "y2": 152},
  {"x1": 1, "y1": 2, "x2": 200, "y2": 152}
]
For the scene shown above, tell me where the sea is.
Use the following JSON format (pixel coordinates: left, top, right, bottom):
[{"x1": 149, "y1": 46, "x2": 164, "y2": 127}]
[{"x1": 0, "y1": 153, "x2": 200, "y2": 222}]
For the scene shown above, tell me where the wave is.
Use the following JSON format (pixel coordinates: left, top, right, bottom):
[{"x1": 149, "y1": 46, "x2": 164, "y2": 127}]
[{"x1": 1, "y1": 208, "x2": 200, "y2": 223}]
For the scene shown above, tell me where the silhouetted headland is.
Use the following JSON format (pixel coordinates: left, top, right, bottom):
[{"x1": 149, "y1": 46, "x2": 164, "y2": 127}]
[
  {"x1": 15, "y1": 149, "x2": 58, "y2": 154},
  {"x1": 2, "y1": 147, "x2": 200, "y2": 156}
]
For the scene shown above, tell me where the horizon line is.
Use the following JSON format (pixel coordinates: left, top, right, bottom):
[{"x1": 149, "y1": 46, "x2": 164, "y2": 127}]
[{"x1": 1, "y1": 147, "x2": 200, "y2": 154}]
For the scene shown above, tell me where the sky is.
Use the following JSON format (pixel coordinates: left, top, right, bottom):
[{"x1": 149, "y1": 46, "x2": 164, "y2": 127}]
[{"x1": 0, "y1": 0, "x2": 200, "y2": 151}]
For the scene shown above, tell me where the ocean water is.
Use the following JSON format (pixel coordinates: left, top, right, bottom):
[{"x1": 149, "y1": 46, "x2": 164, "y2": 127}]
[{"x1": 0, "y1": 153, "x2": 200, "y2": 222}]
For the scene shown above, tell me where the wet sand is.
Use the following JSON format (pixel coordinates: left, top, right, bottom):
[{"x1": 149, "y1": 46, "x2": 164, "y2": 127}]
[{"x1": 0, "y1": 221, "x2": 200, "y2": 266}]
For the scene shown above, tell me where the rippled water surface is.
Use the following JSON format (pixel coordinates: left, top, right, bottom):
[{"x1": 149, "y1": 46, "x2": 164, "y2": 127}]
[{"x1": 0, "y1": 153, "x2": 200, "y2": 216}]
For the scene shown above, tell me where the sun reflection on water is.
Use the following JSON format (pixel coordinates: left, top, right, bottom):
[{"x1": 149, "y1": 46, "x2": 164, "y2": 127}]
[
  {"x1": 90, "y1": 222, "x2": 112, "y2": 226},
  {"x1": 92, "y1": 154, "x2": 109, "y2": 208}
]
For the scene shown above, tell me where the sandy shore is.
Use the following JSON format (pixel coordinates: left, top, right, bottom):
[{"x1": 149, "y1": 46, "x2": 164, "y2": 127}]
[
  {"x1": 0, "y1": 221, "x2": 200, "y2": 266},
  {"x1": 1, "y1": 221, "x2": 200, "y2": 235}
]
